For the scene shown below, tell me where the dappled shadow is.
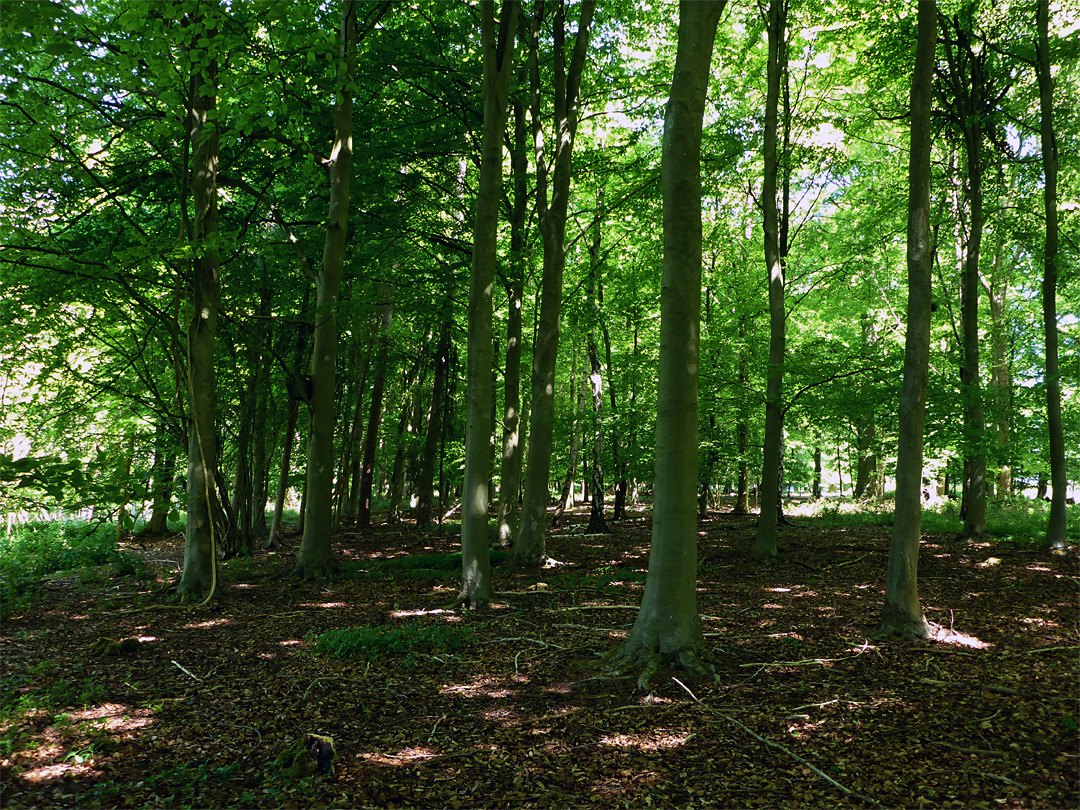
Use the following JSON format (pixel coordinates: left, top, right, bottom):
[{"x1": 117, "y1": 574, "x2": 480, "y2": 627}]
[{"x1": 1, "y1": 502, "x2": 1076, "y2": 808}]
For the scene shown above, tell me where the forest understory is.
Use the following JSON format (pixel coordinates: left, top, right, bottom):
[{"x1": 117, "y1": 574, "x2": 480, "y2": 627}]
[{"x1": 1, "y1": 500, "x2": 1077, "y2": 810}]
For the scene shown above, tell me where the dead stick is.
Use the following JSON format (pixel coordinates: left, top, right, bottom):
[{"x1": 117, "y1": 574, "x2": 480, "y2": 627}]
[
  {"x1": 933, "y1": 742, "x2": 1006, "y2": 758},
  {"x1": 673, "y1": 678, "x2": 884, "y2": 809}
]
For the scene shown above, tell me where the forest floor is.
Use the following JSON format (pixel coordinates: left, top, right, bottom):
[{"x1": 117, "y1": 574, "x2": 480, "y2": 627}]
[{"x1": 1, "y1": 500, "x2": 1077, "y2": 809}]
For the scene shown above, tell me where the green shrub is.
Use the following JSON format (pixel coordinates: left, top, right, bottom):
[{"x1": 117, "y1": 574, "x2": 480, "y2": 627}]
[{"x1": 312, "y1": 623, "x2": 473, "y2": 660}]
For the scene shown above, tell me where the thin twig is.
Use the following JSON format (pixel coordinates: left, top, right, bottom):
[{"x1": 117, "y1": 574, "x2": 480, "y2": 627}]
[
  {"x1": 672, "y1": 678, "x2": 884, "y2": 809},
  {"x1": 170, "y1": 660, "x2": 201, "y2": 681}
]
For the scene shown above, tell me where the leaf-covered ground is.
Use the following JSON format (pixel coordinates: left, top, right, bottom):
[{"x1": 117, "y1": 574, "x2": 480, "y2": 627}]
[{"x1": 2, "y1": 502, "x2": 1077, "y2": 809}]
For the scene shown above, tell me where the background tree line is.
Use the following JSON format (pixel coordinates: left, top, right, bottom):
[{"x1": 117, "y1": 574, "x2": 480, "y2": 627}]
[{"x1": 1, "y1": 0, "x2": 1076, "y2": 617}]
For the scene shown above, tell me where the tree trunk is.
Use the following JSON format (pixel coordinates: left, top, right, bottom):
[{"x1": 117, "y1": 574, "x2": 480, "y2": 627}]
[
  {"x1": 1036, "y1": 0, "x2": 1067, "y2": 550},
  {"x1": 875, "y1": 0, "x2": 935, "y2": 640},
  {"x1": 494, "y1": 87, "x2": 527, "y2": 552},
  {"x1": 178, "y1": 12, "x2": 220, "y2": 600},
  {"x1": 144, "y1": 418, "x2": 175, "y2": 535},
  {"x1": 343, "y1": 318, "x2": 376, "y2": 520},
  {"x1": 294, "y1": 0, "x2": 364, "y2": 579},
  {"x1": 494, "y1": 91, "x2": 526, "y2": 546},
  {"x1": 386, "y1": 388, "x2": 415, "y2": 523},
  {"x1": 753, "y1": 0, "x2": 787, "y2": 562},
  {"x1": 552, "y1": 349, "x2": 584, "y2": 528},
  {"x1": 457, "y1": 0, "x2": 518, "y2": 609},
  {"x1": 494, "y1": 86, "x2": 528, "y2": 546},
  {"x1": 941, "y1": 12, "x2": 988, "y2": 540},
  {"x1": 812, "y1": 445, "x2": 822, "y2": 500},
  {"x1": 358, "y1": 287, "x2": 393, "y2": 527},
  {"x1": 854, "y1": 413, "x2": 877, "y2": 499},
  {"x1": 585, "y1": 188, "x2": 607, "y2": 535},
  {"x1": 267, "y1": 289, "x2": 312, "y2": 550},
  {"x1": 249, "y1": 283, "x2": 273, "y2": 544},
  {"x1": 733, "y1": 324, "x2": 751, "y2": 515},
  {"x1": 609, "y1": 0, "x2": 726, "y2": 685},
  {"x1": 267, "y1": 398, "x2": 299, "y2": 549},
  {"x1": 510, "y1": 0, "x2": 596, "y2": 568},
  {"x1": 985, "y1": 239, "x2": 1012, "y2": 499},
  {"x1": 417, "y1": 321, "x2": 450, "y2": 527}
]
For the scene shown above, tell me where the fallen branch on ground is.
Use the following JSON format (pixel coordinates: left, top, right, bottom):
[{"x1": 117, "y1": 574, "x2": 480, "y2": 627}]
[{"x1": 673, "y1": 677, "x2": 885, "y2": 809}]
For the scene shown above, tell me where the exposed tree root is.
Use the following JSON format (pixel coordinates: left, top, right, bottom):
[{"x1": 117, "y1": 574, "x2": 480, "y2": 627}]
[
  {"x1": 287, "y1": 558, "x2": 339, "y2": 582},
  {"x1": 870, "y1": 618, "x2": 936, "y2": 642},
  {"x1": 445, "y1": 589, "x2": 490, "y2": 611},
  {"x1": 606, "y1": 637, "x2": 719, "y2": 690}
]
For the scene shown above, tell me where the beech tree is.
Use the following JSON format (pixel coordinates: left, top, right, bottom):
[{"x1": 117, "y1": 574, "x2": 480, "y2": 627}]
[
  {"x1": 609, "y1": 0, "x2": 728, "y2": 684},
  {"x1": 1036, "y1": 0, "x2": 1068, "y2": 550},
  {"x1": 752, "y1": 0, "x2": 789, "y2": 562},
  {"x1": 510, "y1": 0, "x2": 597, "y2": 568},
  {"x1": 458, "y1": 0, "x2": 518, "y2": 609},
  {"x1": 178, "y1": 4, "x2": 222, "y2": 600},
  {"x1": 294, "y1": 0, "x2": 390, "y2": 578},
  {"x1": 875, "y1": 0, "x2": 936, "y2": 641}
]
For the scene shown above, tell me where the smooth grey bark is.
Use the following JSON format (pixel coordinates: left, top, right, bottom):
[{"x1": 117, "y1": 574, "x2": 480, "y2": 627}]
[
  {"x1": 1036, "y1": 0, "x2": 1067, "y2": 549},
  {"x1": 343, "y1": 317, "x2": 376, "y2": 520},
  {"x1": 733, "y1": 318, "x2": 751, "y2": 515},
  {"x1": 144, "y1": 418, "x2": 175, "y2": 535},
  {"x1": 812, "y1": 445, "x2": 822, "y2": 500},
  {"x1": 983, "y1": 229, "x2": 1012, "y2": 498},
  {"x1": 249, "y1": 284, "x2": 273, "y2": 544},
  {"x1": 753, "y1": 0, "x2": 787, "y2": 562},
  {"x1": 294, "y1": 0, "x2": 363, "y2": 578},
  {"x1": 178, "y1": 14, "x2": 220, "y2": 600},
  {"x1": 416, "y1": 321, "x2": 450, "y2": 527},
  {"x1": 358, "y1": 288, "x2": 393, "y2": 527},
  {"x1": 510, "y1": 0, "x2": 596, "y2": 568},
  {"x1": 457, "y1": 0, "x2": 518, "y2": 609},
  {"x1": 608, "y1": 0, "x2": 727, "y2": 684},
  {"x1": 496, "y1": 92, "x2": 529, "y2": 547},
  {"x1": 585, "y1": 189, "x2": 607, "y2": 535},
  {"x1": 552, "y1": 347, "x2": 584, "y2": 528},
  {"x1": 875, "y1": 0, "x2": 936, "y2": 641},
  {"x1": 941, "y1": 12, "x2": 988, "y2": 539}
]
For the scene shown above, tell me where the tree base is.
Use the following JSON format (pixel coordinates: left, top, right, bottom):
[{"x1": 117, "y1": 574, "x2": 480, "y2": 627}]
[
  {"x1": 606, "y1": 636, "x2": 718, "y2": 690},
  {"x1": 871, "y1": 608, "x2": 933, "y2": 641},
  {"x1": 289, "y1": 557, "x2": 339, "y2": 581},
  {"x1": 505, "y1": 547, "x2": 545, "y2": 569},
  {"x1": 446, "y1": 588, "x2": 490, "y2": 611},
  {"x1": 751, "y1": 541, "x2": 779, "y2": 562}
]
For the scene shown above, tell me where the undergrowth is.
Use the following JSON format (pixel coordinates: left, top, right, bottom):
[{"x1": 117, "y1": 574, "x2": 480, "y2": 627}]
[{"x1": 0, "y1": 520, "x2": 149, "y2": 620}]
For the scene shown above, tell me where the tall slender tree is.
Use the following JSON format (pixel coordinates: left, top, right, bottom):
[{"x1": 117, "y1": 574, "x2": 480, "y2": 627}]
[
  {"x1": 509, "y1": 0, "x2": 596, "y2": 568},
  {"x1": 457, "y1": 0, "x2": 518, "y2": 609},
  {"x1": 609, "y1": 0, "x2": 727, "y2": 684},
  {"x1": 293, "y1": 0, "x2": 378, "y2": 578},
  {"x1": 875, "y1": 0, "x2": 937, "y2": 641},
  {"x1": 178, "y1": 5, "x2": 221, "y2": 599},
  {"x1": 1036, "y1": 0, "x2": 1067, "y2": 550},
  {"x1": 753, "y1": 0, "x2": 788, "y2": 561}
]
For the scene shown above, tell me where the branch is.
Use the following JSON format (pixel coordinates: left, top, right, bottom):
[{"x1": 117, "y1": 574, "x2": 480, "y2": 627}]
[{"x1": 673, "y1": 678, "x2": 885, "y2": 808}]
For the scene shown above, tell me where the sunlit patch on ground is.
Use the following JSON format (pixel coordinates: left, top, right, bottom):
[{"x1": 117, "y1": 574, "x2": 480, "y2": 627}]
[
  {"x1": 15, "y1": 760, "x2": 97, "y2": 784},
  {"x1": 180, "y1": 618, "x2": 230, "y2": 629},
  {"x1": 440, "y1": 676, "x2": 519, "y2": 699},
  {"x1": 390, "y1": 608, "x2": 451, "y2": 618},
  {"x1": 929, "y1": 626, "x2": 991, "y2": 648},
  {"x1": 358, "y1": 745, "x2": 441, "y2": 765},
  {"x1": 298, "y1": 601, "x2": 348, "y2": 609},
  {"x1": 599, "y1": 730, "x2": 693, "y2": 751}
]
